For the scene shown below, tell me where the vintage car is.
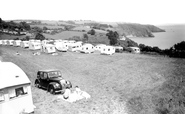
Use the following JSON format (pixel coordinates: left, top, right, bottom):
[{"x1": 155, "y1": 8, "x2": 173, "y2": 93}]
[{"x1": 34, "y1": 69, "x2": 72, "y2": 94}]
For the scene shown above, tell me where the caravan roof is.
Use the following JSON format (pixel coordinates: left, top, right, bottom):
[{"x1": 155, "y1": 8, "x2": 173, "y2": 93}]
[{"x1": 0, "y1": 62, "x2": 30, "y2": 90}]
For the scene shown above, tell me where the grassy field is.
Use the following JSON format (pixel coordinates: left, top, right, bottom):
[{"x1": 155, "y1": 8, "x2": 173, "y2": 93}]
[
  {"x1": 72, "y1": 26, "x2": 108, "y2": 33},
  {"x1": 43, "y1": 31, "x2": 86, "y2": 40},
  {"x1": 0, "y1": 33, "x2": 26, "y2": 40},
  {"x1": 30, "y1": 25, "x2": 66, "y2": 29},
  {"x1": 1, "y1": 45, "x2": 185, "y2": 114}
]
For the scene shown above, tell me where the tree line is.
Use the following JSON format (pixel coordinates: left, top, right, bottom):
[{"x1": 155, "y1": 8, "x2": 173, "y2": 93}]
[{"x1": 0, "y1": 18, "x2": 31, "y2": 33}]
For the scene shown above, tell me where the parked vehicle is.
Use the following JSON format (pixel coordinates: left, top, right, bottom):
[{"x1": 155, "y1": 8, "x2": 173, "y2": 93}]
[{"x1": 34, "y1": 69, "x2": 72, "y2": 94}]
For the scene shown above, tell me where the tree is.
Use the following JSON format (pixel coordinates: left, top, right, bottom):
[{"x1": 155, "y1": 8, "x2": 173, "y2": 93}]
[
  {"x1": 32, "y1": 26, "x2": 43, "y2": 34},
  {"x1": 106, "y1": 31, "x2": 119, "y2": 45},
  {"x1": 35, "y1": 33, "x2": 45, "y2": 41},
  {"x1": 87, "y1": 29, "x2": 96, "y2": 35},
  {"x1": 20, "y1": 22, "x2": 31, "y2": 31},
  {"x1": 43, "y1": 26, "x2": 48, "y2": 30},
  {"x1": 83, "y1": 34, "x2": 88, "y2": 42}
]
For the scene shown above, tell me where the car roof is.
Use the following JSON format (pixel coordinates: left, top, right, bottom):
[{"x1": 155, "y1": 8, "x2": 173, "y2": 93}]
[{"x1": 38, "y1": 69, "x2": 61, "y2": 72}]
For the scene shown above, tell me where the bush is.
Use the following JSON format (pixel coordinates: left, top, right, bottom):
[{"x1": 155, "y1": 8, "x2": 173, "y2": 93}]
[
  {"x1": 106, "y1": 31, "x2": 119, "y2": 45},
  {"x1": 87, "y1": 29, "x2": 96, "y2": 35},
  {"x1": 35, "y1": 33, "x2": 45, "y2": 41}
]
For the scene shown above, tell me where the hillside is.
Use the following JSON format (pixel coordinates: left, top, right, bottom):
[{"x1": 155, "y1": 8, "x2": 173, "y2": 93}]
[
  {"x1": 115, "y1": 23, "x2": 165, "y2": 38},
  {"x1": 83, "y1": 22, "x2": 165, "y2": 38}
]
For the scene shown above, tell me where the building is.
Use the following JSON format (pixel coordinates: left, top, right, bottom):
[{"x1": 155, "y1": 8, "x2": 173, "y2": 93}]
[{"x1": 0, "y1": 62, "x2": 35, "y2": 114}]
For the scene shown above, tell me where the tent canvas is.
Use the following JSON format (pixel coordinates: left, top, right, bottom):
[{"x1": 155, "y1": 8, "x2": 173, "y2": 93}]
[{"x1": 0, "y1": 62, "x2": 35, "y2": 114}]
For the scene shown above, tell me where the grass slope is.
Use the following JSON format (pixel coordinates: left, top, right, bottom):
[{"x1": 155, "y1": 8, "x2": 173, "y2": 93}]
[
  {"x1": 116, "y1": 23, "x2": 165, "y2": 37},
  {"x1": 1, "y1": 45, "x2": 184, "y2": 114},
  {"x1": 0, "y1": 33, "x2": 26, "y2": 40},
  {"x1": 43, "y1": 31, "x2": 86, "y2": 40}
]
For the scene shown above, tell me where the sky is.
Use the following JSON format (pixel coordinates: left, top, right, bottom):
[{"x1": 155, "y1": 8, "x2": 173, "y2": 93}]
[{"x1": 0, "y1": 0, "x2": 185, "y2": 25}]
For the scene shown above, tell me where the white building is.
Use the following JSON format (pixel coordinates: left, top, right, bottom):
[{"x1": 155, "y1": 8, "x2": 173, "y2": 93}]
[{"x1": 0, "y1": 62, "x2": 35, "y2": 114}]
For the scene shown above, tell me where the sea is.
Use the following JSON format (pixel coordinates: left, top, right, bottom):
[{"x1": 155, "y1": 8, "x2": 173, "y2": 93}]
[{"x1": 129, "y1": 24, "x2": 185, "y2": 49}]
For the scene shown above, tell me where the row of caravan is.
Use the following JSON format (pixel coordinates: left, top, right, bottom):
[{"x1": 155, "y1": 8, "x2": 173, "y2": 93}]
[{"x1": 0, "y1": 39, "x2": 119, "y2": 55}]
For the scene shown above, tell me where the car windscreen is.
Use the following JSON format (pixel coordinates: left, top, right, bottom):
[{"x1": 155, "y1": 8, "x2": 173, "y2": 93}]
[{"x1": 48, "y1": 71, "x2": 62, "y2": 78}]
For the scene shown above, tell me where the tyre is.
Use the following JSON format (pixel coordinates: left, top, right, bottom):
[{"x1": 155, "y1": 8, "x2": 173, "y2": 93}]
[
  {"x1": 35, "y1": 80, "x2": 40, "y2": 88},
  {"x1": 49, "y1": 86, "x2": 55, "y2": 95}
]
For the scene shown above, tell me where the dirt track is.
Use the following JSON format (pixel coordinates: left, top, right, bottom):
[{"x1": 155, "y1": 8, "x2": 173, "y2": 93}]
[{"x1": 1, "y1": 46, "x2": 175, "y2": 114}]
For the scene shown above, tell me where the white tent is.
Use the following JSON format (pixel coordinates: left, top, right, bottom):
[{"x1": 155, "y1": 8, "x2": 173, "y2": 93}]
[
  {"x1": 80, "y1": 43, "x2": 94, "y2": 54},
  {"x1": 101, "y1": 46, "x2": 115, "y2": 55},
  {"x1": 42, "y1": 44, "x2": 56, "y2": 53},
  {"x1": 20, "y1": 41, "x2": 29, "y2": 48},
  {"x1": 13, "y1": 40, "x2": 21, "y2": 47},
  {"x1": 29, "y1": 42, "x2": 41, "y2": 50},
  {"x1": 0, "y1": 62, "x2": 35, "y2": 114}
]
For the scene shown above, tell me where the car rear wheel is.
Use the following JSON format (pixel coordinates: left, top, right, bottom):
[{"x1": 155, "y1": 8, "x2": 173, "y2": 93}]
[{"x1": 49, "y1": 86, "x2": 55, "y2": 95}]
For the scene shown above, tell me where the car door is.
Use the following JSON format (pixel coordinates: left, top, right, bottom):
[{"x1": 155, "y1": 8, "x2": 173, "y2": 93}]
[
  {"x1": 39, "y1": 71, "x2": 45, "y2": 87},
  {"x1": 42, "y1": 72, "x2": 49, "y2": 88}
]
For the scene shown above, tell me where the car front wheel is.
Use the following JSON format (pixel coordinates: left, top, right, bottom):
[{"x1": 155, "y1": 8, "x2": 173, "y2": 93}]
[
  {"x1": 49, "y1": 86, "x2": 55, "y2": 95},
  {"x1": 35, "y1": 80, "x2": 40, "y2": 88}
]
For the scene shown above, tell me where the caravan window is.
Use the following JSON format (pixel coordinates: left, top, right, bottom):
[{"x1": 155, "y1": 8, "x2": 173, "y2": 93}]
[
  {"x1": 0, "y1": 91, "x2": 5, "y2": 102},
  {"x1": 15, "y1": 87, "x2": 28, "y2": 97}
]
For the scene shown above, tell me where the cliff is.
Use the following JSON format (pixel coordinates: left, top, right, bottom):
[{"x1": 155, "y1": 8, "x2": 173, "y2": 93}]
[{"x1": 116, "y1": 23, "x2": 165, "y2": 38}]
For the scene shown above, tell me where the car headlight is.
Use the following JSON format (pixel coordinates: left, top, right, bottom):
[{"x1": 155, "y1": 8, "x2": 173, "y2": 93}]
[{"x1": 55, "y1": 83, "x2": 60, "y2": 88}]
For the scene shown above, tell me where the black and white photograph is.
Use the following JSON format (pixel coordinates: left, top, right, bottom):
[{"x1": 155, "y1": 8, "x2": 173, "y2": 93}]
[{"x1": 0, "y1": 0, "x2": 185, "y2": 114}]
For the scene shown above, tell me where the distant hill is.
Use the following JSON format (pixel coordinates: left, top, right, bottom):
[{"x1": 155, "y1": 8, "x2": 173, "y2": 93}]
[
  {"x1": 115, "y1": 23, "x2": 165, "y2": 38},
  {"x1": 83, "y1": 22, "x2": 165, "y2": 38}
]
